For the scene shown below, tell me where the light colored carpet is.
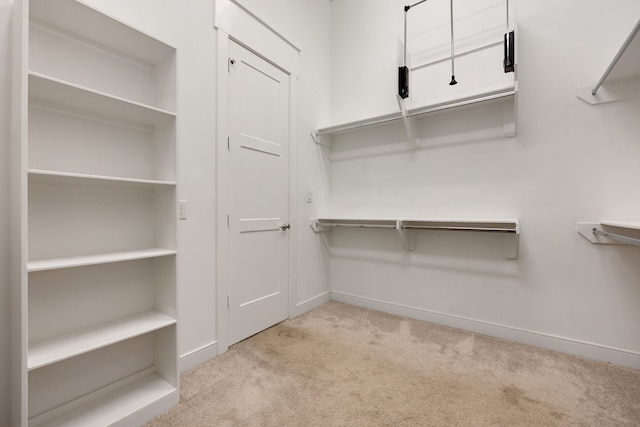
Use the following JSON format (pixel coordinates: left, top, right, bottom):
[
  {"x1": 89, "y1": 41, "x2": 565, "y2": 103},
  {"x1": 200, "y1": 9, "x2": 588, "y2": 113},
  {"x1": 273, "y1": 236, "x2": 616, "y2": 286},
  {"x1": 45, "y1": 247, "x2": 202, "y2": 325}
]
[{"x1": 148, "y1": 301, "x2": 640, "y2": 426}]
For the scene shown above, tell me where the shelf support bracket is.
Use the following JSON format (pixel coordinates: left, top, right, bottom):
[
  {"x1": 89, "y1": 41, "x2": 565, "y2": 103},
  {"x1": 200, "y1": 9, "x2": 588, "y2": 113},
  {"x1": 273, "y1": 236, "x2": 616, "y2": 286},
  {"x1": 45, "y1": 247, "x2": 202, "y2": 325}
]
[
  {"x1": 396, "y1": 95, "x2": 420, "y2": 149},
  {"x1": 577, "y1": 222, "x2": 640, "y2": 246},
  {"x1": 396, "y1": 220, "x2": 415, "y2": 251},
  {"x1": 502, "y1": 93, "x2": 517, "y2": 137},
  {"x1": 503, "y1": 231, "x2": 519, "y2": 259},
  {"x1": 311, "y1": 131, "x2": 331, "y2": 148},
  {"x1": 310, "y1": 218, "x2": 333, "y2": 232}
]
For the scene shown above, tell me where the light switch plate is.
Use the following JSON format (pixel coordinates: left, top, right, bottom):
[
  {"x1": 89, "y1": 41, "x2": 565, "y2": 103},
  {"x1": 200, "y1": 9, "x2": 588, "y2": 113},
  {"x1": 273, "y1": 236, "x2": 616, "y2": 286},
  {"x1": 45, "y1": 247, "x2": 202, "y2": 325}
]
[{"x1": 179, "y1": 200, "x2": 188, "y2": 220}]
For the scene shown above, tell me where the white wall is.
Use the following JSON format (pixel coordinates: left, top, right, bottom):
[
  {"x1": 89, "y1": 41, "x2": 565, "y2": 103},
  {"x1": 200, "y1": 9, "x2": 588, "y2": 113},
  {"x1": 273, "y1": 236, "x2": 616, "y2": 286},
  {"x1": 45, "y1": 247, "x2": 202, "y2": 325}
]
[
  {"x1": 328, "y1": 0, "x2": 640, "y2": 368},
  {"x1": 0, "y1": 1, "x2": 12, "y2": 423}
]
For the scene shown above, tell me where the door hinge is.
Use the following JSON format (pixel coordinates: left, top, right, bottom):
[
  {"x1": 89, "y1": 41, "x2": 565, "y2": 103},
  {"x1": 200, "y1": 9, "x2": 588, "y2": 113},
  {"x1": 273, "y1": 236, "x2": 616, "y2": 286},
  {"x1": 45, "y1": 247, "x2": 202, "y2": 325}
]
[
  {"x1": 227, "y1": 295, "x2": 230, "y2": 309},
  {"x1": 227, "y1": 214, "x2": 230, "y2": 228},
  {"x1": 228, "y1": 58, "x2": 235, "y2": 72},
  {"x1": 227, "y1": 136, "x2": 230, "y2": 150}
]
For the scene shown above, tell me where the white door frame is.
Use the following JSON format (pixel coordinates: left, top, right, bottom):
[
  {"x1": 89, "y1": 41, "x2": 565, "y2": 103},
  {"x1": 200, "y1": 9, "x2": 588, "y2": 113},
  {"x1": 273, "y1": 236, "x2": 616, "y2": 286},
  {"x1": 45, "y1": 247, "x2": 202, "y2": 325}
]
[{"x1": 215, "y1": 9, "x2": 299, "y2": 354}]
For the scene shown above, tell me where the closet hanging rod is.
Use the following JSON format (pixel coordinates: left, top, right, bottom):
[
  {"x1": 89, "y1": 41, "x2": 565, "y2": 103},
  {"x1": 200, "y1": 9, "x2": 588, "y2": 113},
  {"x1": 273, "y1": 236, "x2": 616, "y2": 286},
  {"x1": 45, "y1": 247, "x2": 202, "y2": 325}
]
[
  {"x1": 407, "y1": 0, "x2": 429, "y2": 9},
  {"x1": 315, "y1": 220, "x2": 517, "y2": 233},
  {"x1": 591, "y1": 19, "x2": 640, "y2": 96},
  {"x1": 312, "y1": 218, "x2": 520, "y2": 258},
  {"x1": 403, "y1": 225, "x2": 516, "y2": 233},
  {"x1": 317, "y1": 223, "x2": 397, "y2": 230},
  {"x1": 592, "y1": 228, "x2": 640, "y2": 247}
]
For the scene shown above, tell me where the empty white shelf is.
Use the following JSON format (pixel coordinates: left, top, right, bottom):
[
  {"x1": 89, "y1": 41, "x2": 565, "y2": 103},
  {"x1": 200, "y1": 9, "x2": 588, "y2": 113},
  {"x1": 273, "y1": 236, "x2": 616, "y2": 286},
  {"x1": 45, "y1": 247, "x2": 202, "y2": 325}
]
[
  {"x1": 28, "y1": 169, "x2": 177, "y2": 188},
  {"x1": 28, "y1": 72, "x2": 176, "y2": 125},
  {"x1": 316, "y1": 86, "x2": 516, "y2": 137},
  {"x1": 28, "y1": 311, "x2": 176, "y2": 370},
  {"x1": 311, "y1": 217, "x2": 519, "y2": 259},
  {"x1": 32, "y1": 373, "x2": 177, "y2": 427},
  {"x1": 317, "y1": 112, "x2": 404, "y2": 136},
  {"x1": 28, "y1": 248, "x2": 177, "y2": 272},
  {"x1": 600, "y1": 220, "x2": 640, "y2": 230},
  {"x1": 30, "y1": 0, "x2": 175, "y2": 66}
]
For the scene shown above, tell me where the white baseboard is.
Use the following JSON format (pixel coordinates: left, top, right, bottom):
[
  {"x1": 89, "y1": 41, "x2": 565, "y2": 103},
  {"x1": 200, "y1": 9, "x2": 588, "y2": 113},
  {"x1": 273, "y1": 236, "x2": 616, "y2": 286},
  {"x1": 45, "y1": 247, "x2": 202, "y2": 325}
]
[
  {"x1": 292, "y1": 291, "x2": 331, "y2": 318},
  {"x1": 179, "y1": 341, "x2": 219, "y2": 373},
  {"x1": 331, "y1": 291, "x2": 640, "y2": 371}
]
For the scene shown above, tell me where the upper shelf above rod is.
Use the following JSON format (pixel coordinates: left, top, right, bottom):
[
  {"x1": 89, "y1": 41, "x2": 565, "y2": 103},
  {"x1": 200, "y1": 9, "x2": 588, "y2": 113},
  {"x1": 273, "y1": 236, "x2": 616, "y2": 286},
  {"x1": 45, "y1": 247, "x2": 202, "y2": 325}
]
[
  {"x1": 577, "y1": 18, "x2": 640, "y2": 105},
  {"x1": 312, "y1": 85, "x2": 517, "y2": 148}
]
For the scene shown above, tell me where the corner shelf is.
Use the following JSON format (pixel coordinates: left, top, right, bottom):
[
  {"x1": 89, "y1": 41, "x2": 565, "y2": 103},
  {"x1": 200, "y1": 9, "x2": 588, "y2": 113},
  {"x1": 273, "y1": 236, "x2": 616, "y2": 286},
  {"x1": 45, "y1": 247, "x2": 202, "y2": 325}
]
[
  {"x1": 311, "y1": 217, "x2": 520, "y2": 259},
  {"x1": 577, "y1": 221, "x2": 640, "y2": 247},
  {"x1": 577, "y1": 18, "x2": 640, "y2": 105},
  {"x1": 574, "y1": 18, "x2": 640, "y2": 250}
]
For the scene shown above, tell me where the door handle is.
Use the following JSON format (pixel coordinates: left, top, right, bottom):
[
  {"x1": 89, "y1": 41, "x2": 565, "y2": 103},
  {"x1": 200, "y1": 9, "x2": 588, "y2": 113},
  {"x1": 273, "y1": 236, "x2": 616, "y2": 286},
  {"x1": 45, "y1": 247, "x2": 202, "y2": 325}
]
[{"x1": 280, "y1": 224, "x2": 291, "y2": 231}]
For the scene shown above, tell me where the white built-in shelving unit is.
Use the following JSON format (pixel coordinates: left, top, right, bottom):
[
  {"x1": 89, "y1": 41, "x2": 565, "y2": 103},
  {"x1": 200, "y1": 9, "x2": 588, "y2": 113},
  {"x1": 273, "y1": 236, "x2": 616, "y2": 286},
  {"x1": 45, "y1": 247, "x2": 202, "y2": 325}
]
[
  {"x1": 11, "y1": 0, "x2": 178, "y2": 425},
  {"x1": 577, "y1": 18, "x2": 640, "y2": 249}
]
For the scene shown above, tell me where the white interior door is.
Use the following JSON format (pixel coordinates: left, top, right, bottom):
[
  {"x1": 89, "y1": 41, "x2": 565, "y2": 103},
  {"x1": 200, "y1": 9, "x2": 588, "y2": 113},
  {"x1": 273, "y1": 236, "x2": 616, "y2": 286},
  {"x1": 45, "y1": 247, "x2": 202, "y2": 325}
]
[{"x1": 227, "y1": 40, "x2": 290, "y2": 345}]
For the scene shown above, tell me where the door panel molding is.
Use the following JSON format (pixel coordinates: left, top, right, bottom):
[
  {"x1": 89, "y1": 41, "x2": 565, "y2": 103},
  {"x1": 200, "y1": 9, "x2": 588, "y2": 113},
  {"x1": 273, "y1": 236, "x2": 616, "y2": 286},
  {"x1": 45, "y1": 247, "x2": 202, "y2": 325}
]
[
  {"x1": 238, "y1": 218, "x2": 282, "y2": 233},
  {"x1": 240, "y1": 135, "x2": 282, "y2": 157}
]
